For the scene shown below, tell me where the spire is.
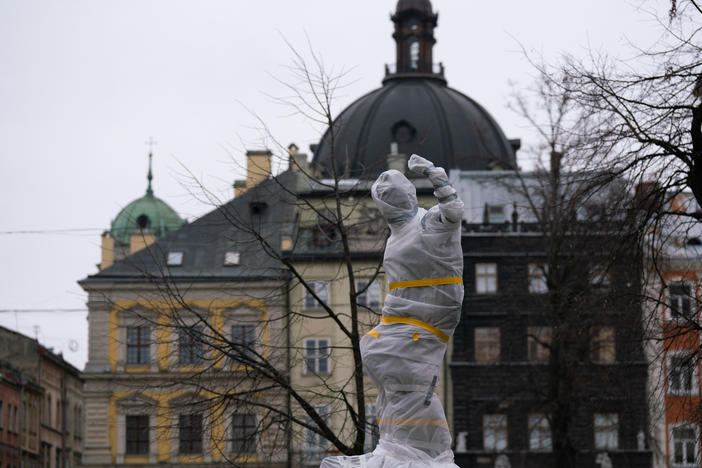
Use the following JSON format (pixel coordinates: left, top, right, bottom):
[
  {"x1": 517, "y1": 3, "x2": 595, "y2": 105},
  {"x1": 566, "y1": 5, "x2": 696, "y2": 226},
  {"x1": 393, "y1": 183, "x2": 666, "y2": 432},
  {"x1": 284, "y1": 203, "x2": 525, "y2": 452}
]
[
  {"x1": 145, "y1": 136, "x2": 157, "y2": 196},
  {"x1": 146, "y1": 152, "x2": 153, "y2": 196}
]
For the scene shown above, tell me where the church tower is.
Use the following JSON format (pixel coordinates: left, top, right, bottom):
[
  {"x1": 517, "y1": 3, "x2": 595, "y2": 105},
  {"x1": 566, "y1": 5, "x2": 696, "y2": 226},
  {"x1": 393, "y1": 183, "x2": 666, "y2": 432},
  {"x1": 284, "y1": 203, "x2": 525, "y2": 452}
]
[{"x1": 389, "y1": 0, "x2": 441, "y2": 78}]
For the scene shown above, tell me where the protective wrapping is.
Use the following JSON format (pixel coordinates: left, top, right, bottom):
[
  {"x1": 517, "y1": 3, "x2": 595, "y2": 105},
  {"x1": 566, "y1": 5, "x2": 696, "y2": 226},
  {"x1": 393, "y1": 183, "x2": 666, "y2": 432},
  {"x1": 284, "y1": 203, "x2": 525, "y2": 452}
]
[{"x1": 321, "y1": 155, "x2": 464, "y2": 468}]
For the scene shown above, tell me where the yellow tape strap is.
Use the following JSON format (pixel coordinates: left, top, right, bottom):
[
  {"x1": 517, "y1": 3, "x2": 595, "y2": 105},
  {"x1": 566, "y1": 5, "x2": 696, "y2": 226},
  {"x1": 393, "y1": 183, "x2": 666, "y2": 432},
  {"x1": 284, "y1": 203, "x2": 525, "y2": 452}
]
[
  {"x1": 388, "y1": 276, "x2": 463, "y2": 290},
  {"x1": 378, "y1": 417, "x2": 449, "y2": 429},
  {"x1": 367, "y1": 330, "x2": 380, "y2": 338},
  {"x1": 380, "y1": 316, "x2": 449, "y2": 342}
]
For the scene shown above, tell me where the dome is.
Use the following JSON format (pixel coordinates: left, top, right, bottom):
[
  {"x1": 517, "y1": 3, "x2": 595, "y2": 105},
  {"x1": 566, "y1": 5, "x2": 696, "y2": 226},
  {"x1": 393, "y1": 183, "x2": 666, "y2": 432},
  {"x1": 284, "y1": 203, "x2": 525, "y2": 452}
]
[
  {"x1": 312, "y1": 77, "x2": 517, "y2": 178},
  {"x1": 396, "y1": 0, "x2": 433, "y2": 15},
  {"x1": 110, "y1": 193, "x2": 185, "y2": 245}
]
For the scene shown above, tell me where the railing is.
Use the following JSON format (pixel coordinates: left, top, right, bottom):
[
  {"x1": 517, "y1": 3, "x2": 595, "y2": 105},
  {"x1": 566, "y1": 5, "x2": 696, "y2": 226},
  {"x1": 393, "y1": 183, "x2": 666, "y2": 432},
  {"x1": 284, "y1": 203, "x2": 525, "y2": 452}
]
[{"x1": 384, "y1": 62, "x2": 445, "y2": 76}]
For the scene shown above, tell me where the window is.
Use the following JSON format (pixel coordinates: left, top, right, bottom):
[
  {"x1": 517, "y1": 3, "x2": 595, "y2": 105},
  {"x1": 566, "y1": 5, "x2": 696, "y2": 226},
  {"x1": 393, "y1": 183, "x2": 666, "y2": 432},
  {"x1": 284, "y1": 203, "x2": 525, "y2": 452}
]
[
  {"x1": 125, "y1": 415, "x2": 149, "y2": 455},
  {"x1": 671, "y1": 424, "x2": 698, "y2": 467},
  {"x1": 528, "y1": 264, "x2": 548, "y2": 294},
  {"x1": 304, "y1": 338, "x2": 330, "y2": 375},
  {"x1": 487, "y1": 204, "x2": 505, "y2": 223},
  {"x1": 475, "y1": 327, "x2": 500, "y2": 363},
  {"x1": 224, "y1": 251, "x2": 240, "y2": 266},
  {"x1": 668, "y1": 282, "x2": 693, "y2": 321},
  {"x1": 590, "y1": 327, "x2": 616, "y2": 363},
  {"x1": 46, "y1": 395, "x2": 51, "y2": 426},
  {"x1": 304, "y1": 406, "x2": 329, "y2": 462},
  {"x1": 304, "y1": 281, "x2": 329, "y2": 310},
  {"x1": 668, "y1": 353, "x2": 698, "y2": 395},
  {"x1": 408, "y1": 36, "x2": 419, "y2": 70},
  {"x1": 590, "y1": 264, "x2": 611, "y2": 290},
  {"x1": 475, "y1": 263, "x2": 497, "y2": 294},
  {"x1": 232, "y1": 413, "x2": 256, "y2": 454},
  {"x1": 528, "y1": 414, "x2": 552, "y2": 451},
  {"x1": 0, "y1": 400, "x2": 3, "y2": 430},
  {"x1": 594, "y1": 413, "x2": 618, "y2": 449},
  {"x1": 527, "y1": 327, "x2": 551, "y2": 363},
  {"x1": 166, "y1": 251, "x2": 184, "y2": 266},
  {"x1": 483, "y1": 414, "x2": 507, "y2": 451},
  {"x1": 178, "y1": 413, "x2": 203, "y2": 454},
  {"x1": 364, "y1": 404, "x2": 380, "y2": 452},
  {"x1": 13, "y1": 405, "x2": 18, "y2": 432},
  {"x1": 231, "y1": 325, "x2": 256, "y2": 361},
  {"x1": 357, "y1": 280, "x2": 381, "y2": 310},
  {"x1": 179, "y1": 326, "x2": 204, "y2": 365},
  {"x1": 127, "y1": 326, "x2": 150, "y2": 365}
]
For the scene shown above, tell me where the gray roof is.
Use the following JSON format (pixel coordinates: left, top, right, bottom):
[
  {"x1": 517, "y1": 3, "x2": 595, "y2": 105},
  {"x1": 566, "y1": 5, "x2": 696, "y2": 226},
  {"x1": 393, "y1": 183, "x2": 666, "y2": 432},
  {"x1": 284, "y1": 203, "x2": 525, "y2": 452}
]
[{"x1": 82, "y1": 171, "x2": 299, "y2": 284}]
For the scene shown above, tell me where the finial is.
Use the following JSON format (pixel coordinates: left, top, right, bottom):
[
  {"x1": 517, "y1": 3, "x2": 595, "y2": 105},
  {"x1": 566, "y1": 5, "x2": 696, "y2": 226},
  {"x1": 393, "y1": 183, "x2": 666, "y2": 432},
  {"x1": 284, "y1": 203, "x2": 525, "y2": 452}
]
[{"x1": 145, "y1": 137, "x2": 157, "y2": 196}]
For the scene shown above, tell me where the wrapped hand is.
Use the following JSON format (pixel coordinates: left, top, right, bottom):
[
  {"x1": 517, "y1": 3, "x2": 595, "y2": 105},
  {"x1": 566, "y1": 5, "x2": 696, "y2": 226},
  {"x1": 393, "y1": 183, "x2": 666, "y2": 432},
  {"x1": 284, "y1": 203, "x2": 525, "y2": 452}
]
[{"x1": 408, "y1": 154, "x2": 434, "y2": 175}]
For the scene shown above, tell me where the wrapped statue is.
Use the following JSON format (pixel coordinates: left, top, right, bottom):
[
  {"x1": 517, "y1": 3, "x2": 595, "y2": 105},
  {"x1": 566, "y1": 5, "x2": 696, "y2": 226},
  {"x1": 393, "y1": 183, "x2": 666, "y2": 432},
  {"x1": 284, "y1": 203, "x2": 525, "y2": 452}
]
[{"x1": 322, "y1": 154, "x2": 464, "y2": 467}]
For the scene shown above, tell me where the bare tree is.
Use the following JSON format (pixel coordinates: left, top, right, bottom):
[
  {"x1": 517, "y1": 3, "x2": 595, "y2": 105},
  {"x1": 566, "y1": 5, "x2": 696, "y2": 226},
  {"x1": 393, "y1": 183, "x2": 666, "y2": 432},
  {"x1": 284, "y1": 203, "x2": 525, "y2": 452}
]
[
  {"x1": 492, "y1": 73, "x2": 652, "y2": 468},
  {"x1": 86, "y1": 40, "x2": 388, "y2": 467}
]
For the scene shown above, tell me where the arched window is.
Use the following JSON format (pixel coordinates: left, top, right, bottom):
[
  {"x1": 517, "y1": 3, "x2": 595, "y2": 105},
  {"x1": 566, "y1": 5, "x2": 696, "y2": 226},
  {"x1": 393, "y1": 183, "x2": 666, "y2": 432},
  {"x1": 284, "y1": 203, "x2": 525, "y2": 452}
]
[{"x1": 408, "y1": 36, "x2": 419, "y2": 71}]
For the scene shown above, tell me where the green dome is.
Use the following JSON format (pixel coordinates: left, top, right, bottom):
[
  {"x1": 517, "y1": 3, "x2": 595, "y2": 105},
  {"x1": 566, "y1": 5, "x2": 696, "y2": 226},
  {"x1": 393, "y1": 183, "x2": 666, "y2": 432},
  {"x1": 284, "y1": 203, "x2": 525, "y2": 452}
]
[
  {"x1": 110, "y1": 152, "x2": 185, "y2": 245},
  {"x1": 110, "y1": 193, "x2": 185, "y2": 245}
]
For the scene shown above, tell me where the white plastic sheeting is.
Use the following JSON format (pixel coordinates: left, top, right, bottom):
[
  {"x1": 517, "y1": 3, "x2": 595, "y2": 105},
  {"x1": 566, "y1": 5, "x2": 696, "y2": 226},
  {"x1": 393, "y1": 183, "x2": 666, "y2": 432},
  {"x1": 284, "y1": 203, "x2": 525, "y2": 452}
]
[{"x1": 321, "y1": 155, "x2": 464, "y2": 468}]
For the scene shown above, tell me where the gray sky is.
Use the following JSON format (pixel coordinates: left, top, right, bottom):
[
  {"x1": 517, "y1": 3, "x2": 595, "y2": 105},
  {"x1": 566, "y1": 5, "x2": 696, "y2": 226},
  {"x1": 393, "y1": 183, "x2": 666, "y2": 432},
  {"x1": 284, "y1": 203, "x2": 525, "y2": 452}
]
[{"x1": 0, "y1": 0, "x2": 663, "y2": 369}]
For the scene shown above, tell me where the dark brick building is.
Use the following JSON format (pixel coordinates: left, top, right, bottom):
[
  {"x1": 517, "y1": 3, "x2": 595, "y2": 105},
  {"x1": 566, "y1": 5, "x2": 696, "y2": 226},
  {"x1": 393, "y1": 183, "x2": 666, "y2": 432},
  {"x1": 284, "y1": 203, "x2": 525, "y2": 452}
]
[{"x1": 450, "y1": 220, "x2": 652, "y2": 468}]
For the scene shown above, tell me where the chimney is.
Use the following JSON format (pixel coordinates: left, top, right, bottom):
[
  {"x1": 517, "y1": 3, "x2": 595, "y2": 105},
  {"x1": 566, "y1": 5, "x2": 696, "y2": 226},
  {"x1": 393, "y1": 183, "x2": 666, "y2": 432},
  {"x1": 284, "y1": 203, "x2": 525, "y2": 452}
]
[
  {"x1": 100, "y1": 231, "x2": 114, "y2": 270},
  {"x1": 233, "y1": 179, "x2": 247, "y2": 197},
  {"x1": 387, "y1": 142, "x2": 406, "y2": 173},
  {"x1": 288, "y1": 143, "x2": 309, "y2": 172},
  {"x1": 129, "y1": 229, "x2": 155, "y2": 254},
  {"x1": 246, "y1": 149, "x2": 272, "y2": 189}
]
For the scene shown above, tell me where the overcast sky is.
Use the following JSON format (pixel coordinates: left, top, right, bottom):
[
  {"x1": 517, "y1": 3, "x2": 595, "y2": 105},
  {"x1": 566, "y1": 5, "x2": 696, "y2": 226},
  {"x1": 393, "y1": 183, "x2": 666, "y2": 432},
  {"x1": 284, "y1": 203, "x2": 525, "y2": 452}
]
[{"x1": 0, "y1": 0, "x2": 664, "y2": 369}]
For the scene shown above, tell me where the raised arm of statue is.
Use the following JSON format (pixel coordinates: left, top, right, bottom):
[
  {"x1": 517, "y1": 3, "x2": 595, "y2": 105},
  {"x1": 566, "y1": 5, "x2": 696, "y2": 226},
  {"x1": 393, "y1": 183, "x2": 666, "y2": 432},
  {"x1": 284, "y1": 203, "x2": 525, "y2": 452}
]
[{"x1": 408, "y1": 153, "x2": 464, "y2": 225}]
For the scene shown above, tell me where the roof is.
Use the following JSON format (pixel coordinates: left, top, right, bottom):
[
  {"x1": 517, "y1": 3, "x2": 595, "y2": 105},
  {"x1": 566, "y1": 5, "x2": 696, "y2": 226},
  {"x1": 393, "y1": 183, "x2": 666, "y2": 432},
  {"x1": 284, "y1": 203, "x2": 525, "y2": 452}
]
[
  {"x1": 312, "y1": 78, "x2": 517, "y2": 178},
  {"x1": 110, "y1": 192, "x2": 186, "y2": 245},
  {"x1": 396, "y1": 0, "x2": 433, "y2": 16},
  {"x1": 83, "y1": 171, "x2": 299, "y2": 284}
]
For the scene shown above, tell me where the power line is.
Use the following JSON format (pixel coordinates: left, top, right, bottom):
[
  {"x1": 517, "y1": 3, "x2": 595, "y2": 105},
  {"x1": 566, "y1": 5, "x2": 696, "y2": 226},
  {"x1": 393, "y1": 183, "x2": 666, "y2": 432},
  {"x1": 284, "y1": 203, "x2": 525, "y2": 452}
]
[{"x1": 0, "y1": 309, "x2": 88, "y2": 313}]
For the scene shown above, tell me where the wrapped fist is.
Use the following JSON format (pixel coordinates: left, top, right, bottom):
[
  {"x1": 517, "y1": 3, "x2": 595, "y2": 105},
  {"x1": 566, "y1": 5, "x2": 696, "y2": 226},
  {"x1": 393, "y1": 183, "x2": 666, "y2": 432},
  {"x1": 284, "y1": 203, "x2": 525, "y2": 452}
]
[{"x1": 408, "y1": 154, "x2": 435, "y2": 175}]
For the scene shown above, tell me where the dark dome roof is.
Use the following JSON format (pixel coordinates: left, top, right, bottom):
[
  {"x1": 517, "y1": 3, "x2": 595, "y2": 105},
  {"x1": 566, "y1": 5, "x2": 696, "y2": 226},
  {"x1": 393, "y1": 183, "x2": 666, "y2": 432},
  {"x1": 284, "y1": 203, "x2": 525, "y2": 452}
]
[
  {"x1": 396, "y1": 0, "x2": 433, "y2": 15},
  {"x1": 313, "y1": 77, "x2": 516, "y2": 178}
]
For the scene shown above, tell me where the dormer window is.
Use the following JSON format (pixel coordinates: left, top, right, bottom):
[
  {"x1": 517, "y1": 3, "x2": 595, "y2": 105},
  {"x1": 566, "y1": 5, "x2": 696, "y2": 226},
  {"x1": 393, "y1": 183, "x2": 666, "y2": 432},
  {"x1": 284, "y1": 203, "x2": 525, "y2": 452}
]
[
  {"x1": 224, "y1": 251, "x2": 240, "y2": 266},
  {"x1": 167, "y1": 251, "x2": 184, "y2": 266}
]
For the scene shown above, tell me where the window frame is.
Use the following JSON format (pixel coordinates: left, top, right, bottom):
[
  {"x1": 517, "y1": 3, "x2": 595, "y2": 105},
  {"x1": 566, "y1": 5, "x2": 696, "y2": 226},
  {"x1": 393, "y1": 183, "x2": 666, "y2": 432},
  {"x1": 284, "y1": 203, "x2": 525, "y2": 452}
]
[
  {"x1": 178, "y1": 325, "x2": 205, "y2": 366},
  {"x1": 231, "y1": 413, "x2": 257, "y2": 454},
  {"x1": 178, "y1": 413, "x2": 204, "y2": 455},
  {"x1": 528, "y1": 263, "x2": 548, "y2": 294},
  {"x1": 668, "y1": 352, "x2": 699, "y2": 396},
  {"x1": 670, "y1": 422, "x2": 700, "y2": 468},
  {"x1": 126, "y1": 326, "x2": 151, "y2": 365},
  {"x1": 666, "y1": 281, "x2": 695, "y2": 322},
  {"x1": 475, "y1": 263, "x2": 498, "y2": 294},
  {"x1": 303, "y1": 338, "x2": 331, "y2": 375},
  {"x1": 166, "y1": 251, "x2": 184, "y2": 266},
  {"x1": 528, "y1": 413, "x2": 552, "y2": 452},
  {"x1": 475, "y1": 327, "x2": 500, "y2": 363},
  {"x1": 231, "y1": 324, "x2": 257, "y2": 363},
  {"x1": 590, "y1": 326, "x2": 616, "y2": 363},
  {"x1": 356, "y1": 280, "x2": 382, "y2": 311},
  {"x1": 594, "y1": 413, "x2": 619, "y2": 450},
  {"x1": 125, "y1": 414, "x2": 150, "y2": 455},
  {"x1": 483, "y1": 414, "x2": 508, "y2": 451},
  {"x1": 527, "y1": 326, "x2": 552, "y2": 363},
  {"x1": 303, "y1": 281, "x2": 330, "y2": 310},
  {"x1": 304, "y1": 405, "x2": 330, "y2": 462}
]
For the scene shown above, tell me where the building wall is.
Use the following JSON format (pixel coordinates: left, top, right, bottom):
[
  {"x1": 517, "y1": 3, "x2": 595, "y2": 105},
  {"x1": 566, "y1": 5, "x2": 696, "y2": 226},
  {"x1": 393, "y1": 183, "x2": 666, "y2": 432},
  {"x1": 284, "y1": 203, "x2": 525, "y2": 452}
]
[
  {"x1": 81, "y1": 281, "x2": 288, "y2": 467},
  {"x1": 451, "y1": 233, "x2": 652, "y2": 468},
  {"x1": 0, "y1": 375, "x2": 21, "y2": 468}
]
